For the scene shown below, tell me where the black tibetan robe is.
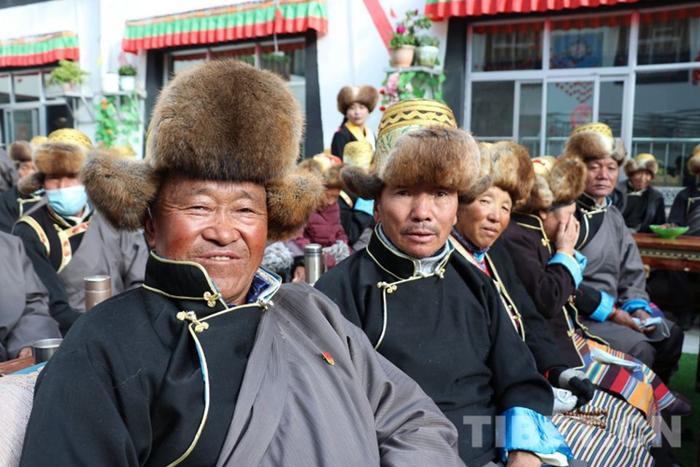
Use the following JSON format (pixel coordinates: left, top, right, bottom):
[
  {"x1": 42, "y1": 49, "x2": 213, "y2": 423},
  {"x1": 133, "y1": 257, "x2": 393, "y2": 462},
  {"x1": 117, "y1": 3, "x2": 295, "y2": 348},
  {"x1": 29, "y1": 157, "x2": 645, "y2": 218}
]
[
  {"x1": 316, "y1": 229, "x2": 559, "y2": 466},
  {"x1": 669, "y1": 184, "x2": 700, "y2": 235},
  {"x1": 0, "y1": 186, "x2": 41, "y2": 233},
  {"x1": 617, "y1": 181, "x2": 665, "y2": 233}
]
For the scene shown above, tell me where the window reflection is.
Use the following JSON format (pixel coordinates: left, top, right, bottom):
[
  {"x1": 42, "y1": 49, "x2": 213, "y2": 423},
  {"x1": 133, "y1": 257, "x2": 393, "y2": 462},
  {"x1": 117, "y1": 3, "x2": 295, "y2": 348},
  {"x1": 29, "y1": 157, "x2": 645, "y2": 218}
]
[
  {"x1": 472, "y1": 22, "x2": 543, "y2": 71},
  {"x1": 550, "y1": 16, "x2": 629, "y2": 68}
]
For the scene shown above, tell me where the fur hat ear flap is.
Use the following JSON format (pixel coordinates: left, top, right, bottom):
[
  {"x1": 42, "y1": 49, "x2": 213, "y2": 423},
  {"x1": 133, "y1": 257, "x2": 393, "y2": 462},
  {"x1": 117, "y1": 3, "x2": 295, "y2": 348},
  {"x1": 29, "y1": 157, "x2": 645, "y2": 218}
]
[
  {"x1": 17, "y1": 172, "x2": 44, "y2": 196},
  {"x1": 521, "y1": 174, "x2": 554, "y2": 213},
  {"x1": 266, "y1": 169, "x2": 325, "y2": 241},
  {"x1": 611, "y1": 138, "x2": 627, "y2": 166},
  {"x1": 340, "y1": 166, "x2": 384, "y2": 199},
  {"x1": 81, "y1": 153, "x2": 159, "y2": 231},
  {"x1": 688, "y1": 152, "x2": 700, "y2": 176},
  {"x1": 548, "y1": 156, "x2": 587, "y2": 206}
]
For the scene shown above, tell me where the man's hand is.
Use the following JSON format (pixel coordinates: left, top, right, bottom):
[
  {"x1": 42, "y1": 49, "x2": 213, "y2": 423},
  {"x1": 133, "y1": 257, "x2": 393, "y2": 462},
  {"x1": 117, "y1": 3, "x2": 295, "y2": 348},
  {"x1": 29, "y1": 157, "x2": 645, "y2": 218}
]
[
  {"x1": 507, "y1": 450, "x2": 542, "y2": 467},
  {"x1": 18, "y1": 347, "x2": 33, "y2": 359},
  {"x1": 609, "y1": 307, "x2": 643, "y2": 333},
  {"x1": 555, "y1": 216, "x2": 580, "y2": 257},
  {"x1": 631, "y1": 309, "x2": 656, "y2": 333}
]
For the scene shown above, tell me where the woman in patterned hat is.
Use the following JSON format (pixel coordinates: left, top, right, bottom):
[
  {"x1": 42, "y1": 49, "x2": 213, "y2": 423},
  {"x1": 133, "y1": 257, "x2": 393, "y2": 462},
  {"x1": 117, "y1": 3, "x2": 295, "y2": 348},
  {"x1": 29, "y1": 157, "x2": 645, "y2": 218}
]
[
  {"x1": 618, "y1": 153, "x2": 665, "y2": 233},
  {"x1": 330, "y1": 85, "x2": 379, "y2": 158}
]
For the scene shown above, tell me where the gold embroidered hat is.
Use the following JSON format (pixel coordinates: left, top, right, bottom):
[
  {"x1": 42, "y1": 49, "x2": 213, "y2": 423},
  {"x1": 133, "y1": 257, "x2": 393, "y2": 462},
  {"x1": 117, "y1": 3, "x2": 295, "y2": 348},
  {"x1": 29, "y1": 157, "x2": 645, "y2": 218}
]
[
  {"x1": 563, "y1": 122, "x2": 627, "y2": 166},
  {"x1": 341, "y1": 99, "x2": 485, "y2": 200},
  {"x1": 624, "y1": 153, "x2": 658, "y2": 177}
]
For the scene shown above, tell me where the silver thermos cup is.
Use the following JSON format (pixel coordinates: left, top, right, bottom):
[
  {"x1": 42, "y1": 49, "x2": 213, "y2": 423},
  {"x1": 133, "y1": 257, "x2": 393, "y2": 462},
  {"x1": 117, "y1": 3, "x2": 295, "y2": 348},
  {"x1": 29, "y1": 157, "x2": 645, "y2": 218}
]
[
  {"x1": 84, "y1": 275, "x2": 112, "y2": 311},
  {"x1": 304, "y1": 243, "x2": 325, "y2": 285}
]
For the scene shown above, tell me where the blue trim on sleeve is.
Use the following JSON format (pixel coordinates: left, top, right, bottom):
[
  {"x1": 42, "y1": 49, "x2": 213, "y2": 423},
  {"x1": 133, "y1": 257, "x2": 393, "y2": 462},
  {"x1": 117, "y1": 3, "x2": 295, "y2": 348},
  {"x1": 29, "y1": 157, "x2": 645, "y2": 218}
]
[
  {"x1": 621, "y1": 298, "x2": 652, "y2": 314},
  {"x1": 549, "y1": 252, "x2": 583, "y2": 288},
  {"x1": 498, "y1": 407, "x2": 572, "y2": 463},
  {"x1": 354, "y1": 198, "x2": 374, "y2": 217},
  {"x1": 590, "y1": 291, "x2": 614, "y2": 322},
  {"x1": 574, "y1": 250, "x2": 587, "y2": 273}
]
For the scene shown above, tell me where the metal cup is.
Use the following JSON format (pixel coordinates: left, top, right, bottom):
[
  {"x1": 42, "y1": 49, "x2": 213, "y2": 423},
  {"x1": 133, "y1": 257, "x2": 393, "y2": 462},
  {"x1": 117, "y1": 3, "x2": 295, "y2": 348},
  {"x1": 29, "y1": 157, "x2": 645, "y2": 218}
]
[
  {"x1": 304, "y1": 243, "x2": 325, "y2": 285},
  {"x1": 32, "y1": 338, "x2": 63, "y2": 363},
  {"x1": 84, "y1": 275, "x2": 112, "y2": 311}
]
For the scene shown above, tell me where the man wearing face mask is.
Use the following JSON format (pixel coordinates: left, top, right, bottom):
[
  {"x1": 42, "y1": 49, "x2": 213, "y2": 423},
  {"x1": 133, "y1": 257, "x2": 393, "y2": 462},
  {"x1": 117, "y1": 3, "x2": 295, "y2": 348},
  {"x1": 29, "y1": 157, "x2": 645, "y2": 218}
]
[{"x1": 12, "y1": 129, "x2": 148, "y2": 335}]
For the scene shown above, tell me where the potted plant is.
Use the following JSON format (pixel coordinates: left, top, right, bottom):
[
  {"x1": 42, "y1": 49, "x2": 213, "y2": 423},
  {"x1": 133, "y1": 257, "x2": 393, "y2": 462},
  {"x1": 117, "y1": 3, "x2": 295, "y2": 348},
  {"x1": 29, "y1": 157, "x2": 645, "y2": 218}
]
[
  {"x1": 415, "y1": 36, "x2": 440, "y2": 67},
  {"x1": 49, "y1": 60, "x2": 88, "y2": 93},
  {"x1": 118, "y1": 65, "x2": 137, "y2": 92},
  {"x1": 389, "y1": 10, "x2": 432, "y2": 68}
]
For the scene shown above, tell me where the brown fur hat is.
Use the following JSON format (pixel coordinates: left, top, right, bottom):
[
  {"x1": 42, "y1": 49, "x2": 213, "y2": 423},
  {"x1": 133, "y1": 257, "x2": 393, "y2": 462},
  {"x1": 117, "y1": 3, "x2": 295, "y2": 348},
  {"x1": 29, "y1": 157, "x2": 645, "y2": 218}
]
[
  {"x1": 18, "y1": 128, "x2": 93, "y2": 196},
  {"x1": 298, "y1": 155, "x2": 344, "y2": 189},
  {"x1": 519, "y1": 156, "x2": 587, "y2": 213},
  {"x1": 563, "y1": 122, "x2": 626, "y2": 166},
  {"x1": 688, "y1": 144, "x2": 700, "y2": 176},
  {"x1": 83, "y1": 60, "x2": 322, "y2": 240},
  {"x1": 342, "y1": 99, "x2": 485, "y2": 200},
  {"x1": 9, "y1": 141, "x2": 32, "y2": 163},
  {"x1": 337, "y1": 85, "x2": 379, "y2": 114},
  {"x1": 478, "y1": 141, "x2": 534, "y2": 208},
  {"x1": 624, "y1": 153, "x2": 658, "y2": 177}
]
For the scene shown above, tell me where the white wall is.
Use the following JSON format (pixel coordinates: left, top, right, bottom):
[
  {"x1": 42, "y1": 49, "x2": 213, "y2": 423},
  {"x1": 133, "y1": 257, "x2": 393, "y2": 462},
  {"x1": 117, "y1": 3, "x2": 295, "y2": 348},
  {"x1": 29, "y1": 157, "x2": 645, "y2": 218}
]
[{"x1": 316, "y1": 0, "x2": 448, "y2": 150}]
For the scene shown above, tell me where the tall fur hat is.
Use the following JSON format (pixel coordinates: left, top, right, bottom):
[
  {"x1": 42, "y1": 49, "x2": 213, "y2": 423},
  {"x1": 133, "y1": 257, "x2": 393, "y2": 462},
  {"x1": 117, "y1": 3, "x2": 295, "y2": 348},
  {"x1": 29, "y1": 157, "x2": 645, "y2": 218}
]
[
  {"x1": 688, "y1": 144, "x2": 700, "y2": 176},
  {"x1": 82, "y1": 60, "x2": 323, "y2": 240},
  {"x1": 9, "y1": 141, "x2": 32, "y2": 163},
  {"x1": 473, "y1": 141, "x2": 534, "y2": 208},
  {"x1": 519, "y1": 156, "x2": 587, "y2": 213},
  {"x1": 18, "y1": 128, "x2": 93, "y2": 196},
  {"x1": 624, "y1": 153, "x2": 658, "y2": 177},
  {"x1": 563, "y1": 122, "x2": 627, "y2": 166},
  {"x1": 342, "y1": 99, "x2": 486, "y2": 200},
  {"x1": 337, "y1": 85, "x2": 379, "y2": 114}
]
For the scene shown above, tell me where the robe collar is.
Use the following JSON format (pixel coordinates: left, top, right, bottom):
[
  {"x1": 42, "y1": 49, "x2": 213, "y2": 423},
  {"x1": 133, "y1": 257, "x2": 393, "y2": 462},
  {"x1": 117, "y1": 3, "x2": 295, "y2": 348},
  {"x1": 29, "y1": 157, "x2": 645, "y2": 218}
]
[
  {"x1": 576, "y1": 192, "x2": 610, "y2": 213},
  {"x1": 143, "y1": 251, "x2": 281, "y2": 316},
  {"x1": 367, "y1": 225, "x2": 453, "y2": 280},
  {"x1": 511, "y1": 212, "x2": 553, "y2": 254}
]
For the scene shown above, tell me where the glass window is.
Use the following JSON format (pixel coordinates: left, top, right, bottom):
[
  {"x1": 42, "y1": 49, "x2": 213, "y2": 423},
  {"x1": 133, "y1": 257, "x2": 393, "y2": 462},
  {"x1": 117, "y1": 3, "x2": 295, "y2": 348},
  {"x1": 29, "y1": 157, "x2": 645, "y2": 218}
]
[
  {"x1": 171, "y1": 52, "x2": 207, "y2": 75},
  {"x1": 471, "y1": 81, "x2": 514, "y2": 138},
  {"x1": 210, "y1": 46, "x2": 256, "y2": 66},
  {"x1": 13, "y1": 73, "x2": 40, "y2": 102},
  {"x1": 599, "y1": 80, "x2": 624, "y2": 137},
  {"x1": 46, "y1": 104, "x2": 74, "y2": 134},
  {"x1": 0, "y1": 75, "x2": 10, "y2": 104},
  {"x1": 550, "y1": 16, "x2": 630, "y2": 68},
  {"x1": 633, "y1": 70, "x2": 700, "y2": 186},
  {"x1": 638, "y1": 8, "x2": 700, "y2": 65},
  {"x1": 545, "y1": 80, "x2": 594, "y2": 156},
  {"x1": 519, "y1": 83, "x2": 542, "y2": 156},
  {"x1": 472, "y1": 22, "x2": 543, "y2": 71}
]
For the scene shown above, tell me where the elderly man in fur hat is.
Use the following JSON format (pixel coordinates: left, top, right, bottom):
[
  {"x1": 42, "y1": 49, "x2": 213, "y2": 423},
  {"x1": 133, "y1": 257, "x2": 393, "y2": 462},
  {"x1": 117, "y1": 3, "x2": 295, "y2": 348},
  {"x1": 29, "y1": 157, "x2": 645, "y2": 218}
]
[
  {"x1": 316, "y1": 100, "x2": 571, "y2": 467},
  {"x1": 564, "y1": 123, "x2": 683, "y2": 384},
  {"x1": 11, "y1": 129, "x2": 148, "y2": 335},
  {"x1": 617, "y1": 153, "x2": 666, "y2": 233},
  {"x1": 0, "y1": 141, "x2": 42, "y2": 232},
  {"x1": 19, "y1": 62, "x2": 462, "y2": 467}
]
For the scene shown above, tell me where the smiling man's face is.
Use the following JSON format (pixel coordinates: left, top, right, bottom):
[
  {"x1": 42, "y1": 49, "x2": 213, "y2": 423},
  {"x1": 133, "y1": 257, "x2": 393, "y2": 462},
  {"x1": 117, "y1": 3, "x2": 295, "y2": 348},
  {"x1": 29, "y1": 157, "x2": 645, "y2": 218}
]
[
  {"x1": 145, "y1": 173, "x2": 268, "y2": 305},
  {"x1": 375, "y1": 183, "x2": 458, "y2": 259}
]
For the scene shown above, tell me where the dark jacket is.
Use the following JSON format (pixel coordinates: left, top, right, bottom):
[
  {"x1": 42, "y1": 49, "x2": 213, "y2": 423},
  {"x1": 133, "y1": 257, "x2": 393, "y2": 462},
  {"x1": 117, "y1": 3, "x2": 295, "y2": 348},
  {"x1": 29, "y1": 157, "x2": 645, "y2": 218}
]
[
  {"x1": 0, "y1": 186, "x2": 41, "y2": 233},
  {"x1": 501, "y1": 214, "x2": 603, "y2": 368},
  {"x1": 669, "y1": 184, "x2": 700, "y2": 235},
  {"x1": 338, "y1": 190, "x2": 374, "y2": 246},
  {"x1": 617, "y1": 182, "x2": 666, "y2": 233},
  {"x1": 316, "y1": 230, "x2": 556, "y2": 466}
]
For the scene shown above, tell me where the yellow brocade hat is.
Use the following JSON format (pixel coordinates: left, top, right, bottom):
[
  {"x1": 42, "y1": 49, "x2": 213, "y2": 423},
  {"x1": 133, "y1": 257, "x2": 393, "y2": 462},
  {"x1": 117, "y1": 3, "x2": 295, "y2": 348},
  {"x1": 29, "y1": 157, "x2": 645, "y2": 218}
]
[
  {"x1": 563, "y1": 121, "x2": 626, "y2": 165},
  {"x1": 624, "y1": 152, "x2": 658, "y2": 177},
  {"x1": 47, "y1": 128, "x2": 93, "y2": 150}
]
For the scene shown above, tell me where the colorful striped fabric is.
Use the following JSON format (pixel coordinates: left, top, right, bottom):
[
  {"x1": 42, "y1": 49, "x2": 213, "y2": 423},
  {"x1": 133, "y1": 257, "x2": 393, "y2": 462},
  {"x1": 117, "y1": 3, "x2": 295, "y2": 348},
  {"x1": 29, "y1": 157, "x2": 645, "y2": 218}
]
[
  {"x1": 424, "y1": 0, "x2": 641, "y2": 21},
  {"x1": 122, "y1": 0, "x2": 328, "y2": 53},
  {"x1": 553, "y1": 390, "x2": 654, "y2": 467},
  {"x1": 573, "y1": 332, "x2": 676, "y2": 420},
  {"x1": 0, "y1": 31, "x2": 78, "y2": 68}
]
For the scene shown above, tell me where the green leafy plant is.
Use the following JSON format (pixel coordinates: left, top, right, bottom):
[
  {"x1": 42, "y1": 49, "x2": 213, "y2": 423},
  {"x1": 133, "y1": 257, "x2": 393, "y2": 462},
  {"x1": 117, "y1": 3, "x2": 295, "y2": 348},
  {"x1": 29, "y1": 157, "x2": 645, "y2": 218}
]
[
  {"x1": 417, "y1": 35, "x2": 439, "y2": 47},
  {"x1": 390, "y1": 9, "x2": 432, "y2": 49},
  {"x1": 49, "y1": 60, "x2": 88, "y2": 85},
  {"x1": 379, "y1": 70, "x2": 446, "y2": 110},
  {"x1": 118, "y1": 65, "x2": 137, "y2": 76}
]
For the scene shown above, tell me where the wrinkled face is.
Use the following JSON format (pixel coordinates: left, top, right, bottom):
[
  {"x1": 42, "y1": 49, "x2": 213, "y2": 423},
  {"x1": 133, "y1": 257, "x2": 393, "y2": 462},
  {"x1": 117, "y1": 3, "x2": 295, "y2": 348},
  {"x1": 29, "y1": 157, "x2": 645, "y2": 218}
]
[
  {"x1": 456, "y1": 186, "x2": 512, "y2": 250},
  {"x1": 321, "y1": 187, "x2": 341, "y2": 210},
  {"x1": 17, "y1": 161, "x2": 36, "y2": 179},
  {"x1": 346, "y1": 102, "x2": 369, "y2": 126},
  {"x1": 540, "y1": 203, "x2": 577, "y2": 242},
  {"x1": 629, "y1": 170, "x2": 652, "y2": 191},
  {"x1": 44, "y1": 174, "x2": 81, "y2": 191},
  {"x1": 376, "y1": 183, "x2": 458, "y2": 259},
  {"x1": 585, "y1": 156, "x2": 619, "y2": 201},
  {"x1": 145, "y1": 175, "x2": 268, "y2": 306}
]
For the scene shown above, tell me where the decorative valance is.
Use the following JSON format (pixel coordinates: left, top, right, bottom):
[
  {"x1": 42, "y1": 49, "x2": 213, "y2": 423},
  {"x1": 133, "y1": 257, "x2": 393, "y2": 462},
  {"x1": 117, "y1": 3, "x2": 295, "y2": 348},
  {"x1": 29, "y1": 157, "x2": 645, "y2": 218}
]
[
  {"x1": 425, "y1": 0, "x2": 640, "y2": 21},
  {"x1": 0, "y1": 31, "x2": 78, "y2": 68}
]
